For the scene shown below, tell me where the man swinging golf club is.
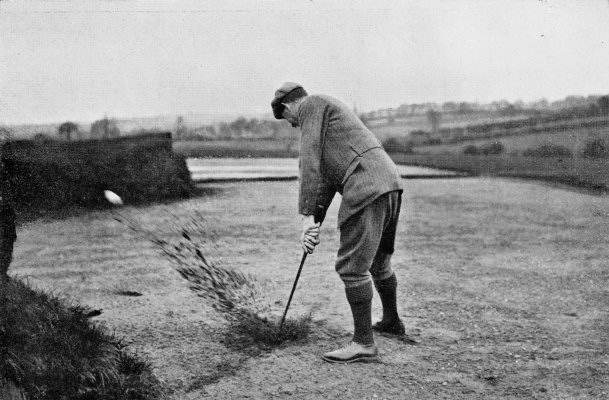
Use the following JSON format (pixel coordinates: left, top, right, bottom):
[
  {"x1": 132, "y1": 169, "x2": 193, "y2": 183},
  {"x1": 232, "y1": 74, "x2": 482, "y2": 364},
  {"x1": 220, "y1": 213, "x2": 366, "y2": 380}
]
[{"x1": 272, "y1": 82, "x2": 405, "y2": 363}]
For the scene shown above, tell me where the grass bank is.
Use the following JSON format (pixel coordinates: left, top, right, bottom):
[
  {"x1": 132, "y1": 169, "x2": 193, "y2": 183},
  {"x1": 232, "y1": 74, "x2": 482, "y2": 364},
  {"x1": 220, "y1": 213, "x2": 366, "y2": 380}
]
[
  {"x1": 391, "y1": 153, "x2": 609, "y2": 191},
  {"x1": 0, "y1": 278, "x2": 164, "y2": 400}
]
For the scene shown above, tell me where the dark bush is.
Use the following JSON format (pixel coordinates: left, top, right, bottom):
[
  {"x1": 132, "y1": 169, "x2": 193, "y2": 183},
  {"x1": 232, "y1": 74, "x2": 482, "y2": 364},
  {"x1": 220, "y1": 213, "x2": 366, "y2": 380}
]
[
  {"x1": 462, "y1": 141, "x2": 504, "y2": 156},
  {"x1": 523, "y1": 144, "x2": 573, "y2": 158},
  {"x1": 599, "y1": 95, "x2": 609, "y2": 115},
  {"x1": 581, "y1": 137, "x2": 609, "y2": 158},
  {"x1": 33, "y1": 133, "x2": 53, "y2": 143},
  {"x1": 463, "y1": 145, "x2": 478, "y2": 155},
  {"x1": 2, "y1": 132, "x2": 194, "y2": 214},
  {"x1": 479, "y1": 141, "x2": 505, "y2": 155},
  {"x1": 410, "y1": 129, "x2": 428, "y2": 137},
  {"x1": 382, "y1": 136, "x2": 413, "y2": 154},
  {"x1": 91, "y1": 118, "x2": 120, "y2": 139}
]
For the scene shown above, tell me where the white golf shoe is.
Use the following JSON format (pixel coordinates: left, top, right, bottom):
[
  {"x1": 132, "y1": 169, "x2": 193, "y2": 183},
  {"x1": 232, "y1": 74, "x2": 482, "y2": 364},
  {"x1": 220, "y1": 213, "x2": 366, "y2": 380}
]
[{"x1": 321, "y1": 341, "x2": 379, "y2": 364}]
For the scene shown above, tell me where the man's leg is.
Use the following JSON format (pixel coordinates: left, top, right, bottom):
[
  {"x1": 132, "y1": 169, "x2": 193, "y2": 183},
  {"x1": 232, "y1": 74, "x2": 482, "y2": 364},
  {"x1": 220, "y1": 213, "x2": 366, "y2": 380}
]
[
  {"x1": 372, "y1": 270, "x2": 404, "y2": 335},
  {"x1": 345, "y1": 281, "x2": 374, "y2": 345},
  {"x1": 322, "y1": 280, "x2": 377, "y2": 363},
  {"x1": 322, "y1": 194, "x2": 393, "y2": 363},
  {"x1": 370, "y1": 191, "x2": 404, "y2": 335}
]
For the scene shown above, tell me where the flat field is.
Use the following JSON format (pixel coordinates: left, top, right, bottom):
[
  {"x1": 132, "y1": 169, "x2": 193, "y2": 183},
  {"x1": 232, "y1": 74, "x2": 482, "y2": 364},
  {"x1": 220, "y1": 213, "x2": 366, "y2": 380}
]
[{"x1": 11, "y1": 178, "x2": 609, "y2": 399}]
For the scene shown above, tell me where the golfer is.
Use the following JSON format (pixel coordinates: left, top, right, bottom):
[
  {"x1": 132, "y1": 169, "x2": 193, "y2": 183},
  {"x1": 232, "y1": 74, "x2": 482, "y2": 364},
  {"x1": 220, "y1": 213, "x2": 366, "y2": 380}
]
[{"x1": 271, "y1": 82, "x2": 405, "y2": 363}]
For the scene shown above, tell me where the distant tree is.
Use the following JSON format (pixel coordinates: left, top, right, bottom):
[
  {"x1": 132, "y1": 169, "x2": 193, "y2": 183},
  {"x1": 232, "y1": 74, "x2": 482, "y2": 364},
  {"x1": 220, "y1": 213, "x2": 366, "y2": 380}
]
[
  {"x1": 457, "y1": 102, "x2": 474, "y2": 114},
  {"x1": 90, "y1": 117, "x2": 120, "y2": 139},
  {"x1": 245, "y1": 118, "x2": 263, "y2": 135},
  {"x1": 218, "y1": 122, "x2": 231, "y2": 137},
  {"x1": 587, "y1": 102, "x2": 600, "y2": 116},
  {"x1": 564, "y1": 95, "x2": 587, "y2": 108},
  {"x1": 442, "y1": 102, "x2": 458, "y2": 113},
  {"x1": 58, "y1": 121, "x2": 79, "y2": 141},
  {"x1": 382, "y1": 136, "x2": 413, "y2": 154},
  {"x1": 582, "y1": 137, "x2": 608, "y2": 158},
  {"x1": 33, "y1": 133, "x2": 52, "y2": 143},
  {"x1": 229, "y1": 117, "x2": 248, "y2": 135},
  {"x1": 499, "y1": 103, "x2": 518, "y2": 116},
  {"x1": 513, "y1": 100, "x2": 525, "y2": 110},
  {"x1": 409, "y1": 129, "x2": 430, "y2": 144},
  {"x1": 0, "y1": 127, "x2": 12, "y2": 142},
  {"x1": 536, "y1": 98, "x2": 549, "y2": 109},
  {"x1": 598, "y1": 96, "x2": 609, "y2": 116},
  {"x1": 480, "y1": 141, "x2": 505, "y2": 155},
  {"x1": 396, "y1": 104, "x2": 410, "y2": 117},
  {"x1": 463, "y1": 145, "x2": 478, "y2": 155},
  {"x1": 426, "y1": 109, "x2": 442, "y2": 135},
  {"x1": 205, "y1": 125, "x2": 217, "y2": 137},
  {"x1": 176, "y1": 116, "x2": 186, "y2": 140}
]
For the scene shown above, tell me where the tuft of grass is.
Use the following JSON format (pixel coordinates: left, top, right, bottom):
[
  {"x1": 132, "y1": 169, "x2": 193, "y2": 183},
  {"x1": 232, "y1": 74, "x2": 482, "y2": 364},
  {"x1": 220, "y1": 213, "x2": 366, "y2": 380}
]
[
  {"x1": 0, "y1": 278, "x2": 164, "y2": 400},
  {"x1": 222, "y1": 311, "x2": 312, "y2": 355}
]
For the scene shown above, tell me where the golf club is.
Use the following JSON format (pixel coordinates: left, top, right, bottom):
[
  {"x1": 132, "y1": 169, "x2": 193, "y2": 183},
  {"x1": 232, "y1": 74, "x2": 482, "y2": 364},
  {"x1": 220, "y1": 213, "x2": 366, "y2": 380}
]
[
  {"x1": 280, "y1": 207, "x2": 324, "y2": 329},
  {"x1": 279, "y1": 251, "x2": 308, "y2": 329}
]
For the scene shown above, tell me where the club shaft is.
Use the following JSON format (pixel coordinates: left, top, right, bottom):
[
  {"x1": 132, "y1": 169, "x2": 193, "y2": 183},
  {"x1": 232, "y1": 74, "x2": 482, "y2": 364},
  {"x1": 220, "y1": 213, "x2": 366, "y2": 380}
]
[{"x1": 280, "y1": 251, "x2": 308, "y2": 328}]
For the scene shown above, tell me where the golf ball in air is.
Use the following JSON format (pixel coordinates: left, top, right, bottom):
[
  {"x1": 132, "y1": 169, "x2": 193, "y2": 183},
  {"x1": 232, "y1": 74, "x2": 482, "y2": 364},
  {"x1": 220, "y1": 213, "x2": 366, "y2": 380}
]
[{"x1": 104, "y1": 190, "x2": 123, "y2": 205}]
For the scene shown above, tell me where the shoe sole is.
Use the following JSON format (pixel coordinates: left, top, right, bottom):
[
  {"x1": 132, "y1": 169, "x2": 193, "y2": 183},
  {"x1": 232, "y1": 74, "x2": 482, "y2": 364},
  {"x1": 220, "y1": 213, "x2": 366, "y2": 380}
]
[
  {"x1": 374, "y1": 330, "x2": 419, "y2": 345},
  {"x1": 321, "y1": 354, "x2": 380, "y2": 364},
  {"x1": 373, "y1": 330, "x2": 406, "y2": 339}
]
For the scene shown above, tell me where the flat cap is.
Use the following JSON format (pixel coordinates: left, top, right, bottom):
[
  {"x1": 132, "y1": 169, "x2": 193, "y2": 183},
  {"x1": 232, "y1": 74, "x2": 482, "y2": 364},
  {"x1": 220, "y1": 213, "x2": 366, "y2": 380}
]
[{"x1": 271, "y1": 82, "x2": 307, "y2": 119}]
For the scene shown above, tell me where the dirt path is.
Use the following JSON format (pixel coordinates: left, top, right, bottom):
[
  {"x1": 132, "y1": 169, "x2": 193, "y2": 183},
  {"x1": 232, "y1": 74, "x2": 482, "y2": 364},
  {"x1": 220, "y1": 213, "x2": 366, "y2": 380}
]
[{"x1": 11, "y1": 178, "x2": 609, "y2": 399}]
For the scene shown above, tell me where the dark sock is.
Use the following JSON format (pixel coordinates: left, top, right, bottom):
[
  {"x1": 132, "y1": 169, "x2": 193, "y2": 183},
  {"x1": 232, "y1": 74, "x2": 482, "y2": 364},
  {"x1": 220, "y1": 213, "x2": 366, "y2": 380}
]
[
  {"x1": 373, "y1": 273, "x2": 400, "y2": 323},
  {"x1": 345, "y1": 282, "x2": 374, "y2": 345}
]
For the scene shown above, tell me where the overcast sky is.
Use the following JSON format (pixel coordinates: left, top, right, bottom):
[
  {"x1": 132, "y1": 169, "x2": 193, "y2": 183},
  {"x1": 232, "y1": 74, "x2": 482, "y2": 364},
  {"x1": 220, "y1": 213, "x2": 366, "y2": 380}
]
[{"x1": 1, "y1": 0, "x2": 609, "y2": 124}]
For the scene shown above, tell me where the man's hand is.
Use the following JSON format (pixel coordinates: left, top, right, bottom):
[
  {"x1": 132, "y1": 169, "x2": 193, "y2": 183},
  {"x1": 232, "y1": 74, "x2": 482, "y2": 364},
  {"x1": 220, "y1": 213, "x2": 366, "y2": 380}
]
[{"x1": 300, "y1": 214, "x2": 321, "y2": 254}]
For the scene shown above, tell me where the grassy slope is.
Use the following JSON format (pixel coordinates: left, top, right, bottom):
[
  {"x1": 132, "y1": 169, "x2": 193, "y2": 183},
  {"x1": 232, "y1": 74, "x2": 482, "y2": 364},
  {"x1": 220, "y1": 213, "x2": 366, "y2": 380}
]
[
  {"x1": 412, "y1": 125, "x2": 609, "y2": 155},
  {"x1": 369, "y1": 113, "x2": 533, "y2": 141},
  {"x1": 0, "y1": 278, "x2": 163, "y2": 399},
  {"x1": 391, "y1": 153, "x2": 609, "y2": 191},
  {"x1": 9, "y1": 180, "x2": 609, "y2": 399}
]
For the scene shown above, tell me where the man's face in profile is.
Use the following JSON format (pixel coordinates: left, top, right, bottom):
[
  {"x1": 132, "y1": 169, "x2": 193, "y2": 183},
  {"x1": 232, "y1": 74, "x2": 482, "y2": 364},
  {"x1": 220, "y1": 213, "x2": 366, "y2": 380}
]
[{"x1": 282, "y1": 104, "x2": 300, "y2": 128}]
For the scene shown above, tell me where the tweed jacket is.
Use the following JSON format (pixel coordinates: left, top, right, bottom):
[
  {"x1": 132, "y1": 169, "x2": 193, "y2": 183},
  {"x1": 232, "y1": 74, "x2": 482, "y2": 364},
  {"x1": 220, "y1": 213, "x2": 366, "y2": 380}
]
[{"x1": 297, "y1": 94, "x2": 403, "y2": 228}]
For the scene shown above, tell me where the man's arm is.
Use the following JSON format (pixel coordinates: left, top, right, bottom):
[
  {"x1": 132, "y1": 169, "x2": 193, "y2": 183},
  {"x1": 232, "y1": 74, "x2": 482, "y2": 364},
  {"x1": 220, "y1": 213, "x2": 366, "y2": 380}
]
[{"x1": 298, "y1": 98, "x2": 335, "y2": 219}]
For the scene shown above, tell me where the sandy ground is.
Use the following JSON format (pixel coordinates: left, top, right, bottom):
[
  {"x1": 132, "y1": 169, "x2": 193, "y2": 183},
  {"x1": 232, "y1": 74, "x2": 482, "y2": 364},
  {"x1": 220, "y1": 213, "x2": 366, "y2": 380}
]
[
  {"x1": 11, "y1": 177, "x2": 609, "y2": 399},
  {"x1": 187, "y1": 158, "x2": 461, "y2": 182}
]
